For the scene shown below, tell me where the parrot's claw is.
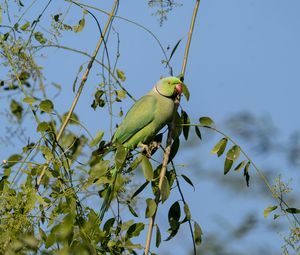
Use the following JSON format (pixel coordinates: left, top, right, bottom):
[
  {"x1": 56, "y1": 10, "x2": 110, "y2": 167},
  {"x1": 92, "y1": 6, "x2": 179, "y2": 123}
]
[{"x1": 139, "y1": 141, "x2": 160, "y2": 157}]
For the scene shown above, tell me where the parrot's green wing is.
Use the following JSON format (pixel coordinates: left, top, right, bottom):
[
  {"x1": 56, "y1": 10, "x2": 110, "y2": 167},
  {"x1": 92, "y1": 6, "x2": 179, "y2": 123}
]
[{"x1": 113, "y1": 95, "x2": 156, "y2": 145}]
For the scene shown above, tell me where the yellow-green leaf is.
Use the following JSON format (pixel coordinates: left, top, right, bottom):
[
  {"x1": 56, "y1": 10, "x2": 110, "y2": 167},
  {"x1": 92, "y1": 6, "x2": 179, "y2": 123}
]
[
  {"x1": 234, "y1": 160, "x2": 246, "y2": 172},
  {"x1": 126, "y1": 222, "x2": 144, "y2": 238},
  {"x1": 115, "y1": 144, "x2": 127, "y2": 169},
  {"x1": 263, "y1": 206, "x2": 278, "y2": 218},
  {"x1": 20, "y1": 21, "x2": 30, "y2": 31},
  {"x1": 224, "y1": 158, "x2": 233, "y2": 175},
  {"x1": 116, "y1": 69, "x2": 126, "y2": 81},
  {"x1": 73, "y1": 17, "x2": 85, "y2": 33},
  {"x1": 34, "y1": 32, "x2": 46, "y2": 44},
  {"x1": 39, "y1": 99, "x2": 54, "y2": 113},
  {"x1": 37, "y1": 122, "x2": 50, "y2": 132},
  {"x1": 23, "y1": 96, "x2": 36, "y2": 105},
  {"x1": 145, "y1": 198, "x2": 157, "y2": 218},
  {"x1": 184, "y1": 203, "x2": 191, "y2": 221},
  {"x1": 226, "y1": 145, "x2": 240, "y2": 162},
  {"x1": 89, "y1": 131, "x2": 104, "y2": 147},
  {"x1": 194, "y1": 222, "x2": 202, "y2": 246},
  {"x1": 211, "y1": 138, "x2": 227, "y2": 157},
  {"x1": 160, "y1": 176, "x2": 170, "y2": 203},
  {"x1": 117, "y1": 89, "x2": 126, "y2": 99},
  {"x1": 199, "y1": 116, "x2": 214, "y2": 126},
  {"x1": 141, "y1": 155, "x2": 153, "y2": 181},
  {"x1": 40, "y1": 146, "x2": 53, "y2": 161}
]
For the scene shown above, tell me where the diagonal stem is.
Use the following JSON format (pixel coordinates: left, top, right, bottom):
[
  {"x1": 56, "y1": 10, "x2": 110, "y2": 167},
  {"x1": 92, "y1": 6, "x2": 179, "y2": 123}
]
[
  {"x1": 144, "y1": 1, "x2": 201, "y2": 254},
  {"x1": 36, "y1": 0, "x2": 119, "y2": 187}
]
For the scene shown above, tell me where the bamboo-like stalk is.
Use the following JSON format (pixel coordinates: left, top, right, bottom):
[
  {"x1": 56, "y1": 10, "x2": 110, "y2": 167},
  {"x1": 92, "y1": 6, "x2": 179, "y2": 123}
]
[
  {"x1": 36, "y1": 0, "x2": 119, "y2": 187},
  {"x1": 144, "y1": 1, "x2": 201, "y2": 254}
]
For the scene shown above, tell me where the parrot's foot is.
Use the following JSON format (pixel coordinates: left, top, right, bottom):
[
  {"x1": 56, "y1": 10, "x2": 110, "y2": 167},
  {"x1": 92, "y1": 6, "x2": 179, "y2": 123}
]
[{"x1": 139, "y1": 141, "x2": 160, "y2": 157}]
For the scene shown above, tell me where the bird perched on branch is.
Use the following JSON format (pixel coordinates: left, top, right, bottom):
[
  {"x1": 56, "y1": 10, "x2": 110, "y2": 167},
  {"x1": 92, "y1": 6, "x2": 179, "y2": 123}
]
[{"x1": 99, "y1": 76, "x2": 183, "y2": 220}]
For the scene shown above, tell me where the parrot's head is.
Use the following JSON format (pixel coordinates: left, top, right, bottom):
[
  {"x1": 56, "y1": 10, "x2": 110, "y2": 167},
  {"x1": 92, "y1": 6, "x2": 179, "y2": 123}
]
[{"x1": 155, "y1": 76, "x2": 183, "y2": 98}]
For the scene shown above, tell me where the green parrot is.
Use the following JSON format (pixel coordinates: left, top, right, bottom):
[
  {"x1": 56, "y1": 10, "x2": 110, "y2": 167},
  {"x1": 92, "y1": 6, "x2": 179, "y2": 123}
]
[{"x1": 99, "y1": 76, "x2": 183, "y2": 220}]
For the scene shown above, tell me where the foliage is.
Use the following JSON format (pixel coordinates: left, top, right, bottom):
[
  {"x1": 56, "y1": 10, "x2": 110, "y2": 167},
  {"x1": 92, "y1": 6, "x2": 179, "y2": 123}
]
[{"x1": 0, "y1": 1, "x2": 299, "y2": 255}]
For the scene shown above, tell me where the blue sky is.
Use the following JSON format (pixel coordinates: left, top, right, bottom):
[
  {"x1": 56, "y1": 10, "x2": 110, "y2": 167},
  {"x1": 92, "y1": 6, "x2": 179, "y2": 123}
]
[{"x1": 1, "y1": 0, "x2": 300, "y2": 254}]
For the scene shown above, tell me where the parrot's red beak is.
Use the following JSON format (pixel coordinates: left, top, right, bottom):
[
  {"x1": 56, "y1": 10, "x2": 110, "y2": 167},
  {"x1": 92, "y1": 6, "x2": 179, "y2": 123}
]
[{"x1": 175, "y1": 83, "x2": 183, "y2": 95}]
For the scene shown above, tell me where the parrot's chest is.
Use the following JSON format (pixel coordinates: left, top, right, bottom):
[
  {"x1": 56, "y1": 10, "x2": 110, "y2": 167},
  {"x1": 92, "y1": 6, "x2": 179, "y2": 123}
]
[{"x1": 155, "y1": 97, "x2": 175, "y2": 124}]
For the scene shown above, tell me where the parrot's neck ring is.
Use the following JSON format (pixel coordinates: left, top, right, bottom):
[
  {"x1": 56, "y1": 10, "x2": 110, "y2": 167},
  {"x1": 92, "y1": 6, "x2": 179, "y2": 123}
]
[{"x1": 155, "y1": 85, "x2": 176, "y2": 99}]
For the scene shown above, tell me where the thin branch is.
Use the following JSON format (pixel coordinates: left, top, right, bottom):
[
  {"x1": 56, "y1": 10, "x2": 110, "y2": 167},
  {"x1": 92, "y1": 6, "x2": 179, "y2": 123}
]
[
  {"x1": 144, "y1": 1, "x2": 201, "y2": 254},
  {"x1": 184, "y1": 123, "x2": 300, "y2": 227},
  {"x1": 32, "y1": 44, "x2": 136, "y2": 101},
  {"x1": 36, "y1": 0, "x2": 119, "y2": 187},
  {"x1": 181, "y1": 0, "x2": 200, "y2": 78},
  {"x1": 66, "y1": 0, "x2": 172, "y2": 73}
]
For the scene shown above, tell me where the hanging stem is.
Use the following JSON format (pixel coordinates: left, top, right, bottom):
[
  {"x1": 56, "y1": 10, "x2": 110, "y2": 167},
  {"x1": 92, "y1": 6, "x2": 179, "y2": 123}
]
[
  {"x1": 144, "y1": 1, "x2": 201, "y2": 254},
  {"x1": 36, "y1": 0, "x2": 119, "y2": 187}
]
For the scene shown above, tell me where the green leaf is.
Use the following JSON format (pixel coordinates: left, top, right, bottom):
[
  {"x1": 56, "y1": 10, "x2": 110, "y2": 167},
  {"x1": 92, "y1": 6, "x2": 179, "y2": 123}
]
[
  {"x1": 263, "y1": 206, "x2": 278, "y2": 218},
  {"x1": 155, "y1": 225, "x2": 161, "y2": 248},
  {"x1": 224, "y1": 158, "x2": 233, "y2": 175},
  {"x1": 184, "y1": 203, "x2": 191, "y2": 221},
  {"x1": 39, "y1": 99, "x2": 54, "y2": 113},
  {"x1": 168, "y1": 201, "x2": 181, "y2": 231},
  {"x1": 160, "y1": 176, "x2": 170, "y2": 203},
  {"x1": 10, "y1": 99, "x2": 23, "y2": 121},
  {"x1": 128, "y1": 155, "x2": 143, "y2": 172},
  {"x1": 169, "y1": 137, "x2": 180, "y2": 162},
  {"x1": 89, "y1": 160, "x2": 110, "y2": 180},
  {"x1": 182, "y1": 83, "x2": 190, "y2": 101},
  {"x1": 181, "y1": 174, "x2": 195, "y2": 190},
  {"x1": 34, "y1": 32, "x2": 46, "y2": 44},
  {"x1": 285, "y1": 208, "x2": 300, "y2": 214},
  {"x1": 128, "y1": 204, "x2": 138, "y2": 217},
  {"x1": 4, "y1": 154, "x2": 22, "y2": 169},
  {"x1": 131, "y1": 181, "x2": 149, "y2": 199},
  {"x1": 199, "y1": 116, "x2": 214, "y2": 126},
  {"x1": 23, "y1": 96, "x2": 36, "y2": 105},
  {"x1": 273, "y1": 214, "x2": 280, "y2": 220},
  {"x1": 116, "y1": 89, "x2": 126, "y2": 99},
  {"x1": 20, "y1": 21, "x2": 30, "y2": 31},
  {"x1": 145, "y1": 198, "x2": 157, "y2": 218},
  {"x1": 226, "y1": 145, "x2": 240, "y2": 162},
  {"x1": 194, "y1": 222, "x2": 202, "y2": 246},
  {"x1": 73, "y1": 17, "x2": 85, "y2": 32},
  {"x1": 115, "y1": 144, "x2": 127, "y2": 169},
  {"x1": 116, "y1": 69, "x2": 126, "y2": 81},
  {"x1": 103, "y1": 218, "x2": 115, "y2": 233},
  {"x1": 211, "y1": 138, "x2": 227, "y2": 157},
  {"x1": 234, "y1": 160, "x2": 246, "y2": 172},
  {"x1": 40, "y1": 146, "x2": 53, "y2": 161},
  {"x1": 167, "y1": 39, "x2": 182, "y2": 65},
  {"x1": 181, "y1": 110, "x2": 190, "y2": 140},
  {"x1": 89, "y1": 131, "x2": 104, "y2": 147},
  {"x1": 194, "y1": 126, "x2": 202, "y2": 139},
  {"x1": 37, "y1": 122, "x2": 50, "y2": 132},
  {"x1": 244, "y1": 161, "x2": 251, "y2": 187},
  {"x1": 141, "y1": 155, "x2": 153, "y2": 181},
  {"x1": 126, "y1": 223, "x2": 144, "y2": 239}
]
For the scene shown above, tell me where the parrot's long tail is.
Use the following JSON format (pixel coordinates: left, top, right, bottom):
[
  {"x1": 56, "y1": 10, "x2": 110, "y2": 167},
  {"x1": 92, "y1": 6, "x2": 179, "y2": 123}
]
[{"x1": 98, "y1": 146, "x2": 128, "y2": 222}]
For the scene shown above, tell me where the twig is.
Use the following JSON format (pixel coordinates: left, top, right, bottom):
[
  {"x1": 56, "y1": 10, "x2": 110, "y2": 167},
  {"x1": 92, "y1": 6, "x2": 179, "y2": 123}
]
[
  {"x1": 36, "y1": 0, "x2": 119, "y2": 187},
  {"x1": 144, "y1": 1, "x2": 201, "y2": 254}
]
